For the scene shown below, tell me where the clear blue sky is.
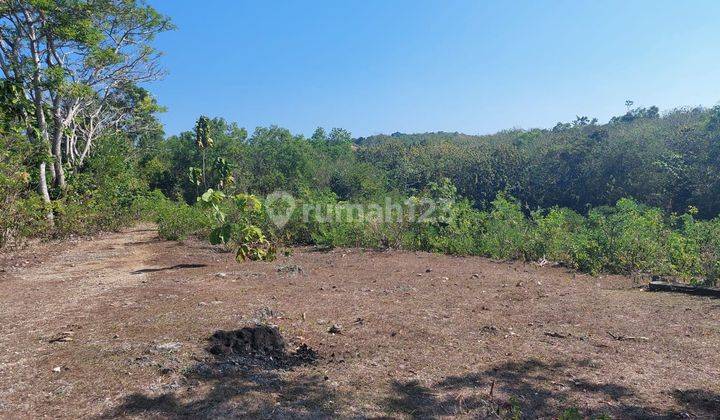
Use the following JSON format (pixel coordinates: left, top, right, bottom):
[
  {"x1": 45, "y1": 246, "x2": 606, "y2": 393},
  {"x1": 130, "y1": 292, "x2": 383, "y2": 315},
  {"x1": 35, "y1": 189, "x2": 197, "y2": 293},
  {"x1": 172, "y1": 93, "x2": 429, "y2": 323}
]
[{"x1": 146, "y1": 0, "x2": 720, "y2": 137}]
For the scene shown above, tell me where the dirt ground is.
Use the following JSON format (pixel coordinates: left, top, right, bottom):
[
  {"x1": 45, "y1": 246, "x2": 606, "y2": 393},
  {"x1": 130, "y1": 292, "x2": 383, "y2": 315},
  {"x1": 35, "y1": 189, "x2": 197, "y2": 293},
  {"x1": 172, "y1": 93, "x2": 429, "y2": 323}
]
[{"x1": 1, "y1": 225, "x2": 719, "y2": 419}]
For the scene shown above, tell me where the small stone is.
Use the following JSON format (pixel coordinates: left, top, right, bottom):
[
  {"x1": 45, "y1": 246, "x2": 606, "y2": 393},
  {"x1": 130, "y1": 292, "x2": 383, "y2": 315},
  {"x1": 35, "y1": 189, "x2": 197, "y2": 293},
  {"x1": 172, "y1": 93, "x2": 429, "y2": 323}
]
[
  {"x1": 328, "y1": 324, "x2": 342, "y2": 334},
  {"x1": 215, "y1": 272, "x2": 227, "y2": 278},
  {"x1": 52, "y1": 366, "x2": 61, "y2": 373},
  {"x1": 156, "y1": 342, "x2": 182, "y2": 352}
]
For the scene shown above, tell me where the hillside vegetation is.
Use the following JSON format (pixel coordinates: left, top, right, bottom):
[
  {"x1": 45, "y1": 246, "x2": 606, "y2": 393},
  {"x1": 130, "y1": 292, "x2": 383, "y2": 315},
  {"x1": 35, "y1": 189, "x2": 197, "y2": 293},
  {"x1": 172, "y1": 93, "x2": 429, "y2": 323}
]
[
  {"x1": 2, "y1": 1, "x2": 720, "y2": 284},
  {"x1": 4, "y1": 103, "x2": 720, "y2": 284}
]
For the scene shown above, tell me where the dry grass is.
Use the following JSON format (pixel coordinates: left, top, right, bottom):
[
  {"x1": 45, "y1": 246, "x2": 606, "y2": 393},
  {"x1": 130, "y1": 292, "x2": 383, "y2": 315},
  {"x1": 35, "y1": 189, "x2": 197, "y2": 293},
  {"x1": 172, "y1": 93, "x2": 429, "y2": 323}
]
[{"x1": 1, "y1": 225, "x2": 719, "y2": 418}]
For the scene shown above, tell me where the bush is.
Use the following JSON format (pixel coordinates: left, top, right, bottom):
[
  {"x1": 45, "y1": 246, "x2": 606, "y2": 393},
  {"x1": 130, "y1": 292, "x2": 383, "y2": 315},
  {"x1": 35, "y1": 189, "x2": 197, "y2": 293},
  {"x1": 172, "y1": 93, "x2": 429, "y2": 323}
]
[
  {"x1": 477, "y1": 193, "x2": 529, "y2": 259},
  {"x1": 133, "y1": 178, "x2": 719, "y2": 284},
  {"x1": 0, "y1": 134, "x2": 49, "y2": 247},
  {"x1": 528, "y1": 207, "x2": 601, "y2": 271},
  {"x1": 588, "y1": 199, "x2": 668, "y2": 274},
  {"x1": 680, "y1": 212, "x2": 720, "y2": 285},
  {"x1": 156, "y1": 201, "x2": 209, "y2": 241}
]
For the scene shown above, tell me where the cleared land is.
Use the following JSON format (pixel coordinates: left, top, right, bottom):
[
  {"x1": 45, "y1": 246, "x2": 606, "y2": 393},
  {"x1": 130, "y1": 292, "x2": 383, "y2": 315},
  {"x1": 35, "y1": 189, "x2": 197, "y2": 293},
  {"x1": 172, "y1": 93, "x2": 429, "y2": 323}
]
[{"x1": 0, "y1": 225, "x2": 719, "y2": 418}]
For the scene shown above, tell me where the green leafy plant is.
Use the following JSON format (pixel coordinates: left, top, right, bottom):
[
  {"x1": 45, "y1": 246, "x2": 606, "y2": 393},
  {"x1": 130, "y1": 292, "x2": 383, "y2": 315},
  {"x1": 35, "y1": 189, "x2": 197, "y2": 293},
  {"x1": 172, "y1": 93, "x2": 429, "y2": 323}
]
[{"x1": 197, "y1": 188, "x2": 276, "y2": 261}]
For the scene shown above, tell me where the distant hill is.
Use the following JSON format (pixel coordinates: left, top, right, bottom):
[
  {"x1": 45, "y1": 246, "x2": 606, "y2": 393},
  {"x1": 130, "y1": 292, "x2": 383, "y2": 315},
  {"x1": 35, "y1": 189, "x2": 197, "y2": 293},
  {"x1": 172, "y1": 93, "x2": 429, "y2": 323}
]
[{"x1": 354, "y1": 131, "x2": 491, "y2": 146}]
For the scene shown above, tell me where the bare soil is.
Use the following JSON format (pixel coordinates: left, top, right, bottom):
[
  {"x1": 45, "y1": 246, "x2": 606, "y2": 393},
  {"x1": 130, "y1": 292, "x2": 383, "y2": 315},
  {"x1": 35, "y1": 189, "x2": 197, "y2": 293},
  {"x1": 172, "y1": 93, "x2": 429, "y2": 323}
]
[{"x1": 1, "y1": 225, "x2": 719, "y2": 419}]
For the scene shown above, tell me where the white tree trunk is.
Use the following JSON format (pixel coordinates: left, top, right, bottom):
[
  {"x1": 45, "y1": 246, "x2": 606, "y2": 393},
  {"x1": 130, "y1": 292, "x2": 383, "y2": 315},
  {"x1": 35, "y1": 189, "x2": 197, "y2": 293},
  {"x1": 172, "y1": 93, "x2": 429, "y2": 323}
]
[{"x1": 38, "y1": 161, "x2": 54, "y2": 226}]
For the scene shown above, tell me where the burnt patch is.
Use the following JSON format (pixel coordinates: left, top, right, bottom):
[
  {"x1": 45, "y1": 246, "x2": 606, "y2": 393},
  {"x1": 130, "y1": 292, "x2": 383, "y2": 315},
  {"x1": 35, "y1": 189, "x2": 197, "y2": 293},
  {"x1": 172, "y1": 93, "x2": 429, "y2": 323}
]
[{"x1": 207, "y1": 324, "x2": 318, "y2": 369}]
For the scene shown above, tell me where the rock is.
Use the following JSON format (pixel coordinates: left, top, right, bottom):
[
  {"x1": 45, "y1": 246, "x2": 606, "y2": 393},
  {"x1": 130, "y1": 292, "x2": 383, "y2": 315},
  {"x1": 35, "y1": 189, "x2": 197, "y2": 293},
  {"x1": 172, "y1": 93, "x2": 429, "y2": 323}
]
[
  {"x1": 52, "y1": 366, "x2": 61, "y2": 373},
  {"x1": 254, "y1": 306, "x2": 277, "y2": 320},
  {"x1": 215, "y1": 272, "x2": 227, "y2": 278},
  {"x1": 157, "y1": 342, "x2": 182, "y2": 352},
  {"x1": 328, "y1": 324, "x2": 342, "y2": 334},
  {"x1": 48, "y1": 331, "x2": 74, "y2": 343},
  {"x1": 472, "y1": 273, "x2": 480, "y2": 278},
  {"x1": 481, "y1": 325, "x2": 498, "y2": 334},
  {"x1": 425, "y1": 268, "x2": 432, "y2": 273},
  {"x1": 276, "y1": 264, "x2": 304, "y2": 275}
]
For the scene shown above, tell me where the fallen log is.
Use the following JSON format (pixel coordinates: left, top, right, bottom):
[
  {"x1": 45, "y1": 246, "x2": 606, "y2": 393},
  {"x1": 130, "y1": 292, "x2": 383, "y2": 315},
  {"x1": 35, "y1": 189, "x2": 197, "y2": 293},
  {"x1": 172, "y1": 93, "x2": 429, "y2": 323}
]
[{"x1": 646, "y1": 281, "x2": 720, "y2": 298}]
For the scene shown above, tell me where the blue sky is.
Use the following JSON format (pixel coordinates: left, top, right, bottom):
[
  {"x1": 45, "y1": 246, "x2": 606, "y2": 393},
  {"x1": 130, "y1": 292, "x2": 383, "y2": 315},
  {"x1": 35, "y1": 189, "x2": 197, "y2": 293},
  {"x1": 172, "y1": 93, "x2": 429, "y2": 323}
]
[{"x1": 146, "y1": 0, "x2": 720, "y2": 137}]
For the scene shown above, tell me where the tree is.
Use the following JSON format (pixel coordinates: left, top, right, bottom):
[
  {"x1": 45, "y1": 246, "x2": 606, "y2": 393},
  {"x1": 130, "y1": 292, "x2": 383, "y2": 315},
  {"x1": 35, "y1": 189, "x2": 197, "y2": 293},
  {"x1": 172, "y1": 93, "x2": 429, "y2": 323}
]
[
  {"x1": 0, "y1": 0, "x2": 171, "y2": 222},
  {"x1": 310, "y1": 127, "x2": 327, "y2": 143}
]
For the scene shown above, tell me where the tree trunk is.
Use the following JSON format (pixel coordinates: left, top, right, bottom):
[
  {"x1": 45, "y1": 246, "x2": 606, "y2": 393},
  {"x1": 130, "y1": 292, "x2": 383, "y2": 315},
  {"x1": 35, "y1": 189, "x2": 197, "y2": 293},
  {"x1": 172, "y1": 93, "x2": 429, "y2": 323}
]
[
  {"x1": 647, "y1": 280, "x2": 720, "y2": 297},
  {"x1": 38, "y1": 161, "x2": 54, "y2": 226},
  {"x1": 52, "y1": 122, "x2": 66, "y2": 189},
  {"x1": 51, "y1": 97, "x2": 66, "y2": 190}
]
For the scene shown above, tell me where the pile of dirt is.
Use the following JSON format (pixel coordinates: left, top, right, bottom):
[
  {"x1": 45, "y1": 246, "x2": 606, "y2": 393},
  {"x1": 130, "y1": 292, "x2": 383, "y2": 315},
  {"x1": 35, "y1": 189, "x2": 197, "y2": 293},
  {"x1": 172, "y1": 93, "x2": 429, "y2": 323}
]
[{"x1": 207, "y1": 324, "x2": 318, "y2": 367}]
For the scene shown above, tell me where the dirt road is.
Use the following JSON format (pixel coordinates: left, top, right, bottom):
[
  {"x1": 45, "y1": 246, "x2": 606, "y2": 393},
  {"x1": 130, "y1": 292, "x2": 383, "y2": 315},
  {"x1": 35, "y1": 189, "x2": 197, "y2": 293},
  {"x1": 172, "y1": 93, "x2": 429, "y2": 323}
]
[{"x1": 1, "y1": 225, "x2": 719, "y2": 418}]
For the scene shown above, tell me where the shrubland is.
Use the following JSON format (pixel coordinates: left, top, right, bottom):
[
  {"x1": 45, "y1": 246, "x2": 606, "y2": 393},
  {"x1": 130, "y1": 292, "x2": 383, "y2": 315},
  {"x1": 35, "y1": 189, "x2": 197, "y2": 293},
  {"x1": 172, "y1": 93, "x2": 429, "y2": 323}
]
[
  {"x1": 2, "y1": 2, "x2": 720, "y2": 284},
  {"x1": 4, "y1": 104, "x2": 720, "y2": 285}
]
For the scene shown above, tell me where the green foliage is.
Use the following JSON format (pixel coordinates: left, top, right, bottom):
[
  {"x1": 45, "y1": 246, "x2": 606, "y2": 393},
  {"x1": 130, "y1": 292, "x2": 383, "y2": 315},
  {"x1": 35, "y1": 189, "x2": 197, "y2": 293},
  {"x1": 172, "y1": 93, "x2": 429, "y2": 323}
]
[
  {"x1": 478, "y1": 193, "x2": 529, "y2": 260},
  {"x1": 4, "y1": 91, "x2": 720, "y2": 287},
  {"x1": 357, "y1": 106, "x2": 720, "y2": 219},
  {"x1": 134, "y1": 190, "x2": 209, "y2": 241},
  {"x1": 256, "y1": 185, "x2": 720, "y2": 284},
  {"x1": 558, "y1": 407, "x2": 582, "y2": 420},
  {"x1": 155, "y1": 201, "x2": 208, "y2": 241},
  {"x1": 588, "y1": 200, "x2": 668, "y2": 273},
  {"x1": 196, "y1": 188, "x2": 277, "y2": 261},
  {"x1": 0, "y1": 131, "x2": 46, "y2": 246},
  {"x1": 195, "y1": 116, "x2": 214, "y2": 149},
  {"x1": 48, "y1": 136, "x2": 146, "y2": 236},
  {"x1": 235, "y1": 225, "x2": 276, "y2": 262},
  {"x1": 406, "y1": 179, "x2": 482, "y2": 255},
  {"x1": 527, "y1": 207, "x2": 599, "y2": 271}
]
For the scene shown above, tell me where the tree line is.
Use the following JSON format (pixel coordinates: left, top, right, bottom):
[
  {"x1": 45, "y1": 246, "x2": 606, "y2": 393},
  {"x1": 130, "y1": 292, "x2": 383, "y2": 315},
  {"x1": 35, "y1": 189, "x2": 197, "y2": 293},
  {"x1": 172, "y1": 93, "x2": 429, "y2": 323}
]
[{"x1": 143, "y1": 105, "x2": 720, "y2": 220}]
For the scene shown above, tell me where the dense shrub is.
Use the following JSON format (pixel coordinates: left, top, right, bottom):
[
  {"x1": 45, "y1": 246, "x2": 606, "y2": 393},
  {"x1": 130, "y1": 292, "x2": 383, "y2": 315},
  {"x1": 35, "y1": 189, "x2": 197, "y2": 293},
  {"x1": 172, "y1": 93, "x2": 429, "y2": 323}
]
[
  {"x1": 477, "y1": 193, "x2": 529, "y2": 260},
  {"x1": 131, "y1": 188, "x2": 211, "y2": 242},
  {"x1": 256, "y1": 184, "x2": 720, "y2": 284}
]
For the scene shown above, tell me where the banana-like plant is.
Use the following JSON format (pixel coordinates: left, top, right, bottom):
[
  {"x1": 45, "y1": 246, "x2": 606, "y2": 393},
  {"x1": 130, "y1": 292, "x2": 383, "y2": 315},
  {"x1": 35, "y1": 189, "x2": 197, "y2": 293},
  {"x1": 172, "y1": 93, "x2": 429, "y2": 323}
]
[{"x1": 194, "y1": 116, "x2": 213, "y2": 188}]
